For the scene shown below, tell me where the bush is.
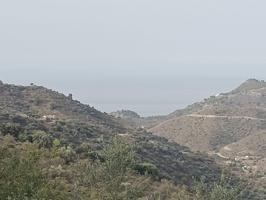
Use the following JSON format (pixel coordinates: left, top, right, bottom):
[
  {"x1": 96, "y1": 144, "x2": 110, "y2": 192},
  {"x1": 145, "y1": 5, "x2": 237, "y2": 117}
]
[
  {"x1": 190, "y1": 175, "x2": 242, "y2": 200},
  {"x1": 32, "y1": 130, "x2": 53, "y2": 149},
  {"x1": 0, "y1": 123, "x2": 23, "y2": 138},
  {"x1": 59, "y1": 146, "x2": 77, "y2": 164},
  {"x1": 0, "y1": 136, "x2": 69, "y2": 200},
  {"x1": 78, "y1": 135, "x2": 150, "y2": 200},
  {"x1": 134, "y1": 162, "x2": 159, "y2": 176},
  {"x1": 102, "y1": 135, "x2": 135, "y2": 176}
]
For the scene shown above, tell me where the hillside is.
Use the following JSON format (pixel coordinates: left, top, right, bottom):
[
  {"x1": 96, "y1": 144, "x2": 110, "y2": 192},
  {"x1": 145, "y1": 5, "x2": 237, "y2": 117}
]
[
  {"x1": 150, "y1": 79, "x2": 266, "y2": 152},
  {"x1": 0, "y1": 81, "x2": 224, "y2": 186},
  {"x1": 149, "y1": 79, "x2": 266, "y2": 192}
]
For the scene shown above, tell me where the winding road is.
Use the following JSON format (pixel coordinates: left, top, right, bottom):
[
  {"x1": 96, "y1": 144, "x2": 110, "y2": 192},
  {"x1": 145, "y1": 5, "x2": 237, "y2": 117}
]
[{"x1": 186, "y1": 114, "x2": 266, "y2": 121}]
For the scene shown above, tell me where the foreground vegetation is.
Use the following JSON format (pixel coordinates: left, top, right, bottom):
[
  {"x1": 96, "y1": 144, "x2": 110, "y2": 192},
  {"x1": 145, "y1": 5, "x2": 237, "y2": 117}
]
[{"x1": 0, "y1": 134, "x2": 246, "y2": 200}]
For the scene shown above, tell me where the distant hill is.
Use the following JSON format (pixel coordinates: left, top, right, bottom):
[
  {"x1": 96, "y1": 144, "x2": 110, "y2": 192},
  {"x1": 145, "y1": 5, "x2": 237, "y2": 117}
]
[{"x1": 110, "y1": 110, "x2": 141, "y2": 119}]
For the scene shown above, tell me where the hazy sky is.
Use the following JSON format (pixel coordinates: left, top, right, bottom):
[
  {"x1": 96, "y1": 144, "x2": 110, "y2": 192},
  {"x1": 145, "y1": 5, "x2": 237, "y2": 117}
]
[{"x1": 1, "y1": 1, "x2": 266, "y2": 116}]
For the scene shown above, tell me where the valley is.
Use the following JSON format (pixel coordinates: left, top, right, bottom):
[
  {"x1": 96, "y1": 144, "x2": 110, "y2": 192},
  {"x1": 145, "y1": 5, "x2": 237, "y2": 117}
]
[{"x1": 0, "y1": 79, "x2": 265, "y2": 199}]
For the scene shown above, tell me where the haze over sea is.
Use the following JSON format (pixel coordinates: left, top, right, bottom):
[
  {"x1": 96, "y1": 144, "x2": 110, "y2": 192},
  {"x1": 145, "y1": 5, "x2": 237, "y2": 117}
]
[
  {"x1": 1, "y1": 66, "x2": 266, "y2": 117},
  {"x1": 1, "y1": 1, "x2": 266, "y2": 116}
]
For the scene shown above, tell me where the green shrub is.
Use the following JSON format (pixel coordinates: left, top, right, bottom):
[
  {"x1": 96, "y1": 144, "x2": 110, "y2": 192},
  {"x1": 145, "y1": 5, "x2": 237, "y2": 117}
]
[
  {"x1": 32, "y1": 130, "x2": 53, "y2": 149},
  {"x1": 0, "y1": 137, "x2": 69, "y2": 200},
  {"x1": 78, "y1": 135, "x2": 149, "y2": 200},
  {"x1": 102, "y1": 135, "x2": 135, "y2": 176},
  {"x1": 134, "y1": 162, "x2": 159, "y2": 176},
  {"x1": 0, "y1": 123, "x2": 22, "y2": 138},
  {"x1": 59, "y1": 146, "x2": 77, "y2": 164}
]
